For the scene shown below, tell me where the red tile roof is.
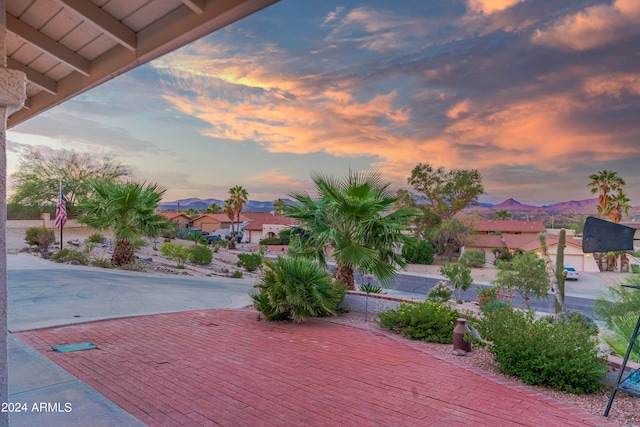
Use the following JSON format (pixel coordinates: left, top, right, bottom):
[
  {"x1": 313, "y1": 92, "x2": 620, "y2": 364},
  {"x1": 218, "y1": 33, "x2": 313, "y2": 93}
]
[
  {"x1": 243, "y1": 216, "x2": 298, "y2": 231},
  {"x1": 473, "y1": 220, "x2": 546, "y2": 233}
]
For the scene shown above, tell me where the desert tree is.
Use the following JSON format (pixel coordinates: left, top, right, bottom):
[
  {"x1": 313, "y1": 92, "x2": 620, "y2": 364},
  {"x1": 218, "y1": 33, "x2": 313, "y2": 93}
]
[{"x1": 10, "y1": 148, "x2": 130, "y2": 213}]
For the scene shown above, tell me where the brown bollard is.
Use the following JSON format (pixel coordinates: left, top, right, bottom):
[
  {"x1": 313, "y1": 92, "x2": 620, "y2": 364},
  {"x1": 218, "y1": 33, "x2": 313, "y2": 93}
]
[{"x1": 453, "y1": 318, "x2": 471, "y2": 354}]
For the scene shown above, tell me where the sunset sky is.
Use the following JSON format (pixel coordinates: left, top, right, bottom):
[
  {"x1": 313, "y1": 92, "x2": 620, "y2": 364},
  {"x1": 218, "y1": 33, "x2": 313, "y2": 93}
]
[{"x1": 7, "y1": 0, "x2": 640, "y2": 205}]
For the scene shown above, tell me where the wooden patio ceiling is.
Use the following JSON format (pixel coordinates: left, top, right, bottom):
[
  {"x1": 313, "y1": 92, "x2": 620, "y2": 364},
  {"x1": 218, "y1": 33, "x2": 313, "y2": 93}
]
[{"x1": 5, "y1": 0, "x2": 278, "y2": 128}]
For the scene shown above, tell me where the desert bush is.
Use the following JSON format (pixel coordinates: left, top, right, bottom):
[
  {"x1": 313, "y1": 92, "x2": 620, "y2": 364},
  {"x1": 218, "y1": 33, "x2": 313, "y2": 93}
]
[
  {"x1": 50, "y1": 249, "x2": 89, "y2": 265},
  {"x1": 188, "y1": 245, "x2": 213, "y2": 265},
  {"x1": 24, "y1": 227, "x2": 56, "y2": 250},
  {"x1": 440, "y1": 263, "x2": 472, "y2": 303},
  {"x1": 378, "y1": 300, "x2": 460, "y2": 343},
  {"x1": 259, "y1": 236, "x2": 289, "y2": 245},
  {"x1": 160, "y1": 242, "x2": 190, "y2": 267},
  {"x1": 252, "y1": 257, "x2": 347, "y2": 322},
  {"x1": 459, "y1": 250, "x2": 485, "y2": 267},
  {"x1": 118, "y1": 262, "x2": 146, "y2": 272},
  {"x1": 427, "y1": 281, "x2": 453, "y2": 302},
  {"x1": 473, "y1": 308, "x2": 608, "y2": 394},
  {"x1": 237, "y1": 253, "x2": 263, "y2": 272},
  {"x1": 91, "y1": 257, "x2": 113, "y2": 268},
  {"x1": 86, "y1": 233, "x2": 106, "y2": 243},
  {"x1": 130, "y1": 237, "x2": 147, "y2": 251},
  {"x1": 476, "y1": 286, "x2": 515, "y2": 314},
  {"x1": 401, "y1": 240, "x2": 434, "y2": 265}
]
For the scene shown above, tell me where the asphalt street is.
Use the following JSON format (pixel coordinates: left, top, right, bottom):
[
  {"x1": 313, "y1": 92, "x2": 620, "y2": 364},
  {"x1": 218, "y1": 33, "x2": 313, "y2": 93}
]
[{"x1": 392, "y1": 271, "x2": 611, "y2": 319}]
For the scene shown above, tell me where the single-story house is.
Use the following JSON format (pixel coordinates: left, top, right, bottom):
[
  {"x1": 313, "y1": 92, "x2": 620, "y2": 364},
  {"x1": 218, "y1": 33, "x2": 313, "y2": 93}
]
[
  {"x1": 158, "y1": 212, "x2": 192, "y2": 229},
  {"x1": 463, "y1": 219, "x2": 598, "y2": 272},
  {"x1": 242, "y1": 214, "x2": 298, "y2": 244},
  {"x1": 191, "y1": 214, "x2": 251, "y2": 234}
]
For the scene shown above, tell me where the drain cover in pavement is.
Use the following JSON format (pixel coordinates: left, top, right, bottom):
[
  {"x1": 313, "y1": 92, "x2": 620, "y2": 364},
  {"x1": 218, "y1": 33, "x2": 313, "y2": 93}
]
[{"x1": 52, "y1": 342, "x2": 97, "y2": 353}]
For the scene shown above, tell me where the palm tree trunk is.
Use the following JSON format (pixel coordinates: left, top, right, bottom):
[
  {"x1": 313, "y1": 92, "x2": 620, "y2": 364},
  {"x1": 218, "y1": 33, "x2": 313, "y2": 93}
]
[
  {"x1": 112, "y1": 239, "x2": 135, "y2": 266},
  {"x1": 336, "y1": 263, "x2": 355, "y2": 289}
]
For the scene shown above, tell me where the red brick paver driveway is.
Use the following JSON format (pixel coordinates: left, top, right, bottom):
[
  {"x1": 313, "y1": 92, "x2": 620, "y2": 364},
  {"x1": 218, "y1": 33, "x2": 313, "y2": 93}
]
[{"x1": 17, "y1": 310, "x2": 616, "y2": 427}]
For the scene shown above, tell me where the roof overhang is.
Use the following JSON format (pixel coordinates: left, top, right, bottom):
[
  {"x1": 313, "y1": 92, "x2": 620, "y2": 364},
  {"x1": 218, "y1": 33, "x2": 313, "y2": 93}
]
[{"x1": 5, "y1": 0, "x2": 279, "y2": 128}]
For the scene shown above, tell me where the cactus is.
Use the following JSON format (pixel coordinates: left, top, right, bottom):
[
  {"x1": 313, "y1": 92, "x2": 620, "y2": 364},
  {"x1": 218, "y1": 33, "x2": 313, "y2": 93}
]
[{"x1": 555, "y1": 228, "x2": 566, "y2": 316}]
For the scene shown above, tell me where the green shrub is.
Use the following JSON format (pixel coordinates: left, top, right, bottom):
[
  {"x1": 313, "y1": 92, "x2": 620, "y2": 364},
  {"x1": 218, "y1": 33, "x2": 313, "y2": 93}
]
[
  {"x1": 86, "y1": 233, "x2": 106, "y2": 243},
  {"x1": 473, "y1": 308, "x2": 607, "y2": 393},
  {"x1": 259, "y1": 236, "x2": 289, "y2": 245},
  {"x1": 91, "y1": 257, "x2": 113, "y2": 268},
  {"x1": 476, "y1": 286, "x2": 515, "y2": 314},
  {"x1": 459, "y1": 250, "x2": 485, "y2": 267},
  {"x1": 231, "y1": 270, "x2": 243, "y2": 278},
  {"x1": 25, "y1": 227, "x2": 56, "y2": 250},
  {"x1": 50, "y1": 249, "x2": 89, "y2": 265},
  {"x1": 440, "y1": 263, "x2": 473, "y2": 302},
  {"x1": 188, "y1": 245, "x2": 213, "y2": 265},
  {"x1": 130, "y1": 237, "x2": 147, "y2": 251},
  {"x1": 427, "y1": 281, "x2": 453, "y2": 302},
  {"x1": 237, "y1": 253, "x2": 263, "y2": 272},
  {"x1": 401, "y1": 240, "x2": 434, "y2": 265},
  {"x1": 160, "y1": 242, "x2": 190, "y2": 267},
  {"x1": 252, "y1": 257, "x2": 347, "y2": 322},
  {"x1": 84, "y1": 241, "x2": 96, "y2": 253},
  {"x1": 378, "y1": 300, "x2": 460, "y2": 343},
  {"x1": 118, "y1": 262, "x2": 146, "y2": 272},
  {"x1": 187, "y1": 232, "x2": 206, "y2": 245}
]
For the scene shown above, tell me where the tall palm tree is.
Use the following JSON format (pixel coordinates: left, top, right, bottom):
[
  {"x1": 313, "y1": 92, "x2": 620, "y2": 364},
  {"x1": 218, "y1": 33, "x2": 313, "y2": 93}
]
[
  {"x1": 285, "y1": 170, "x2": 418, "y2": 289},
  {"x1": 78, "y1": 180, "x2": 171, "y2": 265},
  {"x1": 206, "y1": 202, "x2": 221, "y2": 214},
  {"x1": 273, "y1": 198, "x2": 286, "y2": 216},
  {"x1": 223, "y1": 198, "x2": 234, "y2": 233},
  {"x1": 588, "y1": 170, "x2": 626, "y2": 219},
  {"x1": 228, "y1": 185, "x2": 249, "y2": 231}
]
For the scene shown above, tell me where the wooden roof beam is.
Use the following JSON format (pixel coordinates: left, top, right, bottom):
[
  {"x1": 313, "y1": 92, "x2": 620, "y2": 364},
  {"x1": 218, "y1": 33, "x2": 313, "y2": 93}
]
[
  {"x1": 6, "y1": 13, "x2": 90, "y2": 76},
  {"x1": 56, "y1": 0, "x2": 137, "y2": 51}
]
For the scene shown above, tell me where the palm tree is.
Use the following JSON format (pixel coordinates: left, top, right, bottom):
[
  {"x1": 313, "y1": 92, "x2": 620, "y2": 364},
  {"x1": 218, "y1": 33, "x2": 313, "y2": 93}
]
[
  {"x1": 206, "y1": 202, "x2": 221, "y2": 214},
  {"x1": 285, "y1": 170, "x2": 418, "y2": 289},
  {"x1": 273, "y1": 198, "x2": 286, "y2": 216},
  {"x1": 78, "y1": 180, "x2": 171, "y2": 265},
  {"x1": 588, "y1": 170, "x2": 626, "y2": 219},
  {"x1": 588, "y1": 170, "x2": 630, "y2": 271},
  {"x1": 228, "y1": 185, "x2": 249, "y2": 227},
  {"x1": 223, "y1": 198, "x2": 234, "y2": 233}
]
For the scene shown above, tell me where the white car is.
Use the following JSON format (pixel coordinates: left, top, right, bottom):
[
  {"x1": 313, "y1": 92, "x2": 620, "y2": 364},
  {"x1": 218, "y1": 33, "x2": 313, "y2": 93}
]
[{"x1": 563, "y1": 266, "x2": 579, "y2": 281}]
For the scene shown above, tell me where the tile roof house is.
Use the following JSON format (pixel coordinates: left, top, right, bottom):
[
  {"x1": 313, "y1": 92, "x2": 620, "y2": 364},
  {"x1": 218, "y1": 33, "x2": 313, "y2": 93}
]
[
  {"x1": 191, "y1": 214, "x2": 251, "y2": 234},
  {"x1": 464, "y1": 220, "x2": 597, "y2": 271},
  {"x1": 158, "y1": 212, "x2": 192, "y2": 229},
  {"x1": 242, "y1": 214, "x2": 298, "y2": 244}
]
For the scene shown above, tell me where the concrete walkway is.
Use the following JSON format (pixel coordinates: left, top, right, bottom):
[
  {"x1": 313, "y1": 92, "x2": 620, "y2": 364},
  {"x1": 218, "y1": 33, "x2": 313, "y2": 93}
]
[{"x1": 7, "y1": 253, "x2": 622, "y2": 426}]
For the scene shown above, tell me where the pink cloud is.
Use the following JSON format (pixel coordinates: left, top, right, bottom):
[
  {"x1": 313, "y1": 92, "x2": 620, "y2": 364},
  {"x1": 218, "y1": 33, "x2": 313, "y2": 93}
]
[
  {"x1": 532, "y1": 0, "x2": 640, "y2": 50},
  {"x1": 467, "y1": 0, "x2": 524, "y2": 15}
]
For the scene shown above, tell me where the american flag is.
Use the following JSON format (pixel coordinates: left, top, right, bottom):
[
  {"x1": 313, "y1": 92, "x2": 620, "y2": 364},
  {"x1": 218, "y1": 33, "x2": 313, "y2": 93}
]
[{"x1": 55, "y1": 185, "x2": 67, "y2": 229}]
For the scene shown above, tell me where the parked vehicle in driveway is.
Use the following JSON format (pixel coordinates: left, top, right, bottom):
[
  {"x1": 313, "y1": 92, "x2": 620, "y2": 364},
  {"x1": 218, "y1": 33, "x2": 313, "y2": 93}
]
[{"x1": 564, "y1": 266, "x2": 579, "y2": 280}]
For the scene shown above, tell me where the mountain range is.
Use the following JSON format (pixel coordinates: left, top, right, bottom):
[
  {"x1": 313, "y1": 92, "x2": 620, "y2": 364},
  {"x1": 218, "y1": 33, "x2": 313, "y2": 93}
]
[{"x1": 160, "y1": 197, "x2": 630, "y2": 215}]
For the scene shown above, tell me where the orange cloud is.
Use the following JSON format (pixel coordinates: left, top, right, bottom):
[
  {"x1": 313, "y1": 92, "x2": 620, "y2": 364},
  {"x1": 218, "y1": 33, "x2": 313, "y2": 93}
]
[
  {"x1": 467, "y1": 0, "x2": 524, "y2": 15},
  {"x1": 532, "y1": 0, "x2": 640, "y2": 50}
]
